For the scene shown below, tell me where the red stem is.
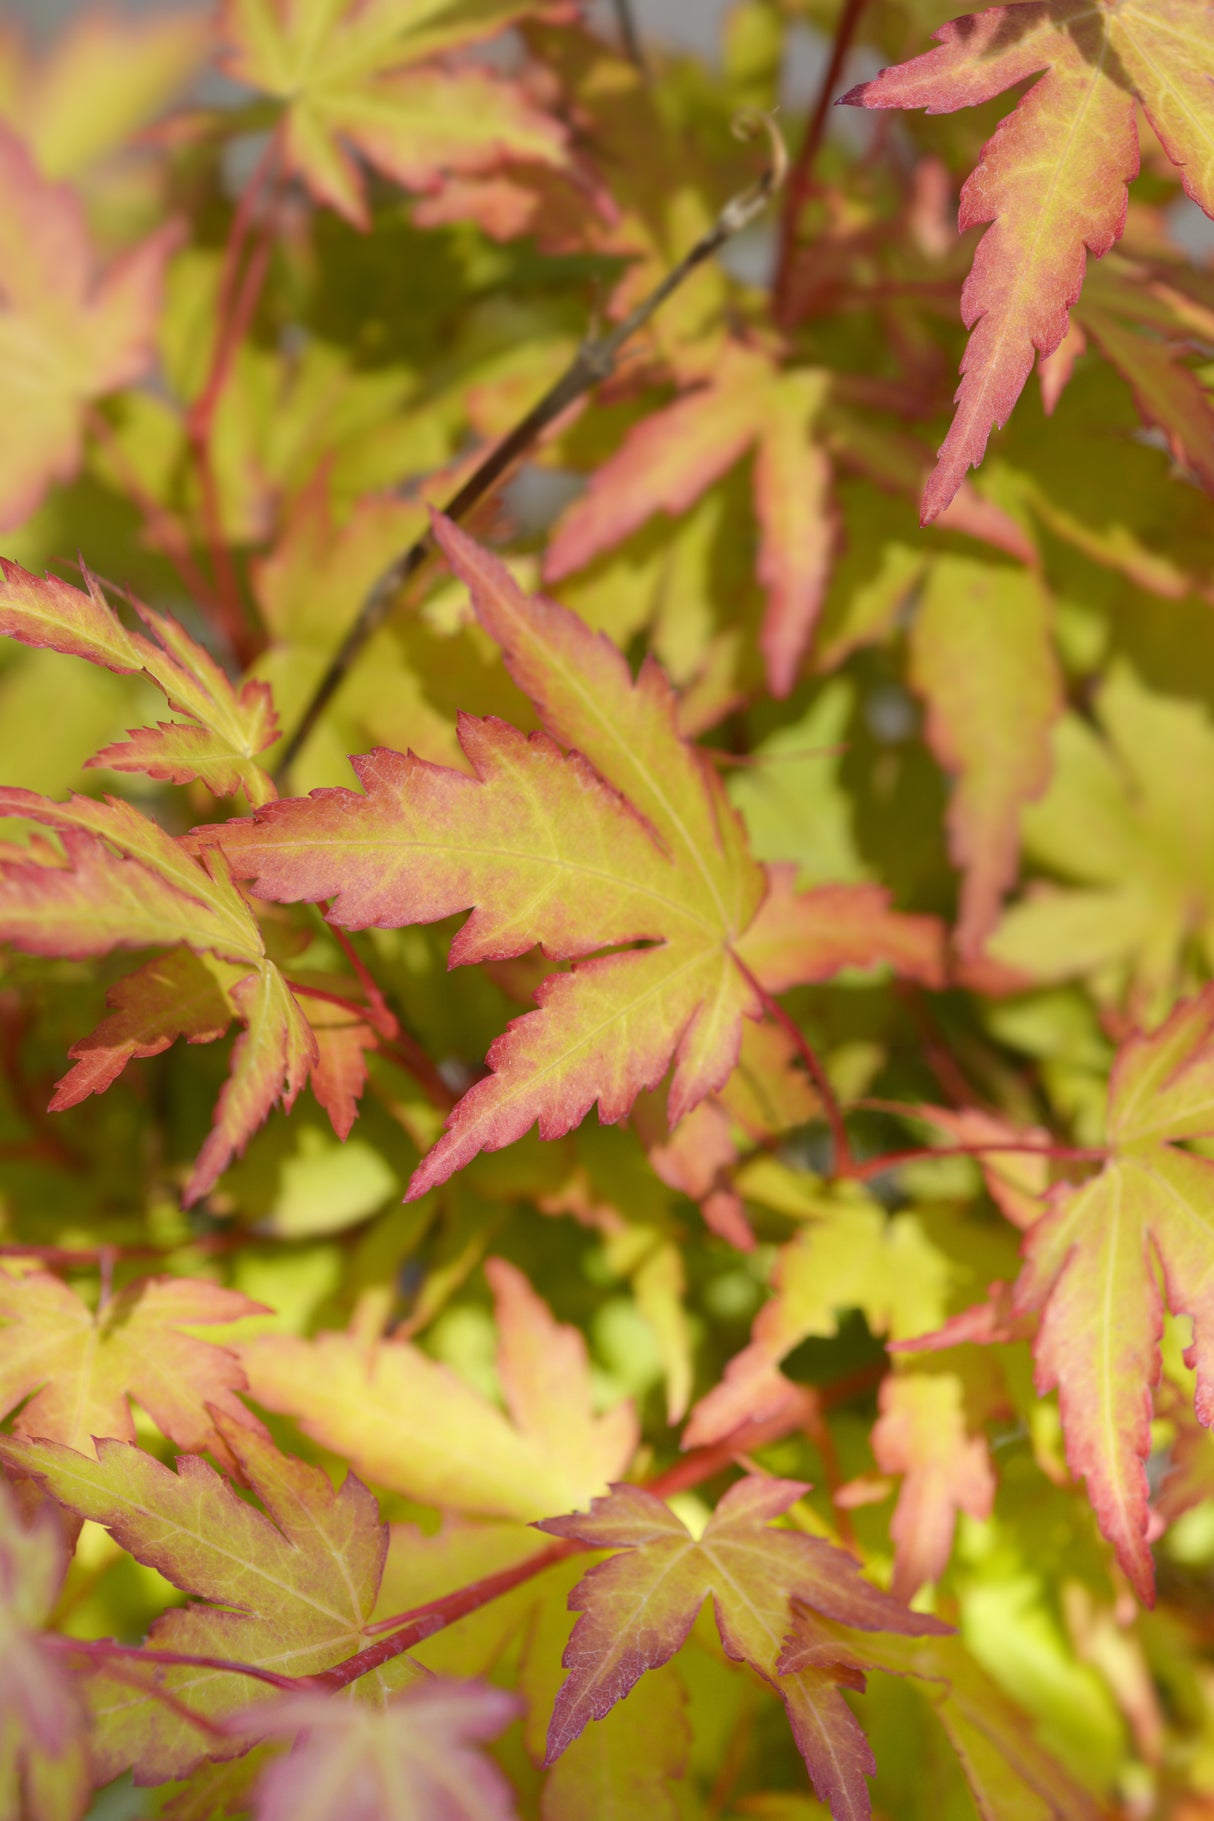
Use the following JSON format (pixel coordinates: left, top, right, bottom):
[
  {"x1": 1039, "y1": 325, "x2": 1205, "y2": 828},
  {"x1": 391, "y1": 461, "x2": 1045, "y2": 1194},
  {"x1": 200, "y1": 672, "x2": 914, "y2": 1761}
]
[
  {"x1": 848, "y1": 1140, "x2": 1106, "y2": 1183},
  {"x1": 328, "y1": 926, "x2": 400, "y2": 1039},
  {"x1": 773, "y1": 0, "x2": 873, "y2": 321},
  {"x1": 45, "y1": 1634, "x2": 312, "y2": 1694},
  {"x1": 730, "y1": 951, "x2": 854, "y2": 1177}
]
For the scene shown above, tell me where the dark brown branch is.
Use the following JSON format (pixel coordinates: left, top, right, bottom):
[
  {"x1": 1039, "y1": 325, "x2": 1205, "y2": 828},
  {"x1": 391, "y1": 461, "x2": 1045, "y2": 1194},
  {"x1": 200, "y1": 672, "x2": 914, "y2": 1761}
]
[
  {"x1": 611, "y1": 0, "x2": 649, "y2": 74},
  {"x1": 274, "y1": 114, "x2": 788, "y2": 781}
]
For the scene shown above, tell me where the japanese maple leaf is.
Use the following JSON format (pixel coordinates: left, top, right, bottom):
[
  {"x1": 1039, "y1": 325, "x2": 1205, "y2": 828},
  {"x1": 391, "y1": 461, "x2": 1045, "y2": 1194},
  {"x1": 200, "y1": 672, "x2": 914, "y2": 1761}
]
[
  {"x1": 908, "y1": 553, "x2": 1061, "y2": 952},
  {"x1": 842, "y1": 0, "x2": 1214, "y2": 519},
  {"x1": 987, "y1": 666, "x2": 1214, "y2": 1008},
  {"x1": 543, "y1": 342, "x2": 1030, "y2": 696},
  {"x1": 0, "y1": 1416, "x2": 416, "y2": 1783},
  {"x1": 0, "y1": 1476, "x2": 91, "y2": 1821},
  {"x1": 0, "y1": 126, "x2": 178, "y2": 533},
  {"x1": 234, "y1": 1679, "x2": 521, "y2": 1821},
  {"x1": 0, "y1": 560, "x2": 278, "y2": 805},
  {"x1": 868, "y1": 1368, "x2": 996, "y2": 1602},
  {"x1": 537, "y1": 1478, "x2": 949, "y2": 1821},
  {"x1": 1000, "y1": 987, "x2": 1214, "y2": 1601},
  {"x1": 203, "y1": 517, "x2": 944, "y2": 1199},
  {"x1": 0, "y1": 789, "x2": 317, "y2": 1202},
  {"x1": 0, "y1": 1268, "x2": 264, "y2": 1469},
  {"x1": 0, "y1": 6, "x2": 209, "y2": 179},
  {"x1": 220, "y1": 0, "x2": 568, "y2": 229},
  {"x1": 241, "y1": 1257, "x2": 638, "y2": 1521}
]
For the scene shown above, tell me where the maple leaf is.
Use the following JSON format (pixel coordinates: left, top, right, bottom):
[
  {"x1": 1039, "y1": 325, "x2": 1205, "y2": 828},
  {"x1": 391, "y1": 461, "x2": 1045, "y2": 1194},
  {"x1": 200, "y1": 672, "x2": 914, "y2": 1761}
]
[
  {"x1": 0, "y1": 125, "x2": 178, "y2": 533},
  {"x1": 0, "y1": 1268, "x2": 265, "y2": 1468},
  {"x1": 544, "y1": 342, "x2": 1030, "y2": 695},
  {"x1": 685, "y1": 1183, "x2": 952, "y2": 1448},
  {"x1": 203, "y1": 519, "x2": 946, "y2": 1197},
  {"x1": 0, "y1": 1475, "x2": 91, "y2": 1821},
  {"x1": 868, "y1": 1368, "x2": 995, "y2": 1602},
  {"x1": 0, "y1": 1416, "x2": 415, "y2": 1783},
  {"x1": 235, "y1": 1678, "x2": 521, "y2": 1821},
  {"x1": 0, "y1": 562, "x2": 278, "y2": 806},
  {"x1": 537, "y1": 1478, "x2": 949, "y2": 1821},
  {"x1": 220, "y1": 0, "x2": 568, "y2": 230},
  {"x1": 785, "y1": 1620, "x2": 1107, "y2": 1821},
  {"x1": 908, "y1": 554, "x2": 1060, "y2": 953},
  {"x1": 0, "y1": 6, "x2": 209, "y2": 179},
  {"x1": 990, "y1": 986, "x2": 1214, "y2": 1601},
  {"x1": 842, "y1": 0, "x2": 1214, "y2": 519},
  {"x1": 986, "y1": 666, "x2": 1214, "y2": 1007},
  {"x1": 0, "y1": 789, "x2": 317, "y2": 1201},
  {"x1": 241, "y1": 1256, "x2": 638, "y2": 1521}
]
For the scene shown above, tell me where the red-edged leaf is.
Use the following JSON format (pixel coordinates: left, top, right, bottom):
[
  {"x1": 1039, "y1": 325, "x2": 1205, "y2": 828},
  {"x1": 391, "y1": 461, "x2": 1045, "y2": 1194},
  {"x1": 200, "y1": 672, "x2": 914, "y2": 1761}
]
[
  {"x1": 0, "y1": 1269, "x2": 266, "y2": 1465},
  {"x1": 538, "y1": 1478, "x2": 948, "y2": 1821},
  {"x1": 842, "y1": 0, "x2": 1214, "y2": 518},
  {"x1": 909, "y1": 556, "x2": 1060, "y2": 952},
  {"x1": 734, "y1": 865, "x2": 946, "y2": 992},
  {"x1": 0, "y1": 125, "x2": 178, "y2": 531},
  {"x1": 0, "y1": 1476, "x2": 91, "y2": 1821},
  {"x1": 1012, "y1": 987, "x2": 1214, "y2": 1601},
  {"x1": 0, "y1": 1418, "x2": 411, "y2": 1783},
  {"x1": 221, "y1": 0, "x2": 567, "y2": 230},
  {"x1": 869, "y1": 1370, "x2": 995, "y2": 1601}
]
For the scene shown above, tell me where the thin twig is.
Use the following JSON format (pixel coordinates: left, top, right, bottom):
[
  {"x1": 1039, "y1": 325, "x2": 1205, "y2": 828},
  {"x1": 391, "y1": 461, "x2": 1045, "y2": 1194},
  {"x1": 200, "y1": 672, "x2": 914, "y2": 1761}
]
[
  {"x1": 274, "y1": 113, "x2": 788, "y2": 782},
  {"x1": 44, "y1": 1634, "x2": 316, "y2": 1695},
  {"x1": 610, "y1": 0, "x2": 649, "y2": 74},
  {"x1": 773, "y1": 0, "x2": 872, "y2": 320}
]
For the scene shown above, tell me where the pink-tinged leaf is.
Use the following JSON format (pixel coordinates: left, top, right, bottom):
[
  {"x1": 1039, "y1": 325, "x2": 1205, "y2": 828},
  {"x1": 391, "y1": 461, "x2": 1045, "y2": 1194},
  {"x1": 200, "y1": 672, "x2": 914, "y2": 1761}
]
[
  {"x1": 0, "y1": 1417, "x2": 401, "y2": 1784},
  {"x1": 1038, "y1": 318, "x2": 1087, "y2": 415},
  {"x1": 774, "y1": 1613, "x2": 878, "y2": 1821},
  {"x1": 203, "y1": 523, "x2": 768, "y2": 1197},
  {"x1": 870, "y1": 1371, "x2": 995, "y2": 1600},
  {"x1": 184, "y1": 964, "x2": 317, "y2": 1206},
  {"x1": 0, "y1": 557, "x2": 142, "y2": 674},
  {"x1": 301, "y1": 997, "x2": 378, "y2": 1142},
  {"x1": 0, "y1": 827, "x2": 237, "y2": 963},
  {"x1": 241, "y1": 1270, "x2": 636, "y2": 1521},
  {"x1": 909, "y1": 557, "x2": 1060, "y2": 952},
  {"x1": 0, "y1": 563, "x2": 279, "y2": 804},
  {"x1": 841, "y1": 4, "x2": 1140, "y2": 519},
  {"x1": 0, "y1": 1476, "x2": 91, "y2": 1821},
  {"x1": 237, "y1": 1679, "x2": 522, "y2": 1821},
  {"x1": 50, "y1": 947, "x2": 240, "y2": 1109},
  {"x1": 538, "y1": 1479, "x2": 946, "y2": 1820},
  {"x1": 1010, "y1": 987, "x2": 1214, "y2": 1601},
  {"x1": 734, "y1": 865, "x2": 946, "y2": 993},
  {"x1": 542, "y1": 349, "x2": 767, "y2": 581},
  {"x1": 0, "y1": 1268, "x2": 266, "y2": 1463},
  {"x1": 754, "y1": 374, "x2": 838, "y2": 697},
  {"x1": 0, "y1": 125, "x2": 178, "y2": 530},
  {"x1": 487, "y1": 1256, "x2": 640, "y2": 1496},
  {"x1": 641, "y1": 1095, "x2": 754, "y2": 1249},
  {"x1": 222, "y1": 0, "x2": 568, "y2": 231}
]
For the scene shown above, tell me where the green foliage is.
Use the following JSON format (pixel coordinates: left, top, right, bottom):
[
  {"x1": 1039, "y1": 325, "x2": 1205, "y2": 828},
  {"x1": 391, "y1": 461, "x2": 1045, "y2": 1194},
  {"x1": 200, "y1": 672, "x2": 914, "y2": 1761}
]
[{"x1": 1, "y1": 3, "x2": 1213, "y2": 1818}]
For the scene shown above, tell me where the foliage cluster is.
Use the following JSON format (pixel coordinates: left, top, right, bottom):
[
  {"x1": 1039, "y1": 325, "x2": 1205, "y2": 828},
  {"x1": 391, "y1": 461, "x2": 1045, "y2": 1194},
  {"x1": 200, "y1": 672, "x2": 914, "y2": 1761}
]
[{"x1": 1, "y1": 1, "x2": 1214, "y2": 1817}]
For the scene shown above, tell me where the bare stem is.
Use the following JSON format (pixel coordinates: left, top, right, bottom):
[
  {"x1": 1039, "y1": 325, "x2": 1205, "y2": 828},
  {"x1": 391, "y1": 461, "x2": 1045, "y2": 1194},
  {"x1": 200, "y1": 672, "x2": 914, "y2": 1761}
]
[
  {"x1": 610, "y1": 0, "x2": 649, "y2": 74},
  {"x1": 274, "y1": 113, "x2": 788, "y2": 782},
  {"x1": 773, "y1": 0, "x2": 872, "y2": 320}
]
